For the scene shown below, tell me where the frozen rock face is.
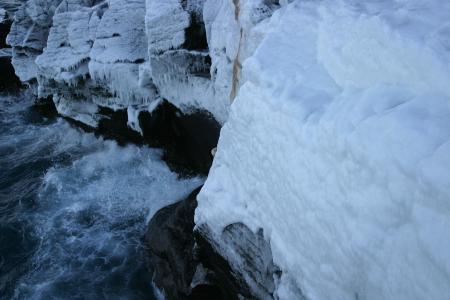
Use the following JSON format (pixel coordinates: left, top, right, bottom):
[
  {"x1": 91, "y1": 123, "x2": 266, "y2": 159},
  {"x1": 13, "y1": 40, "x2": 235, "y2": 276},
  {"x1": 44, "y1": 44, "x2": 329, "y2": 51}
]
[
  {"x1": 145, "y1": 0, "x2": 225, "y2": 122},
  {"x1": 35, "y1": 0, "x2": 158, "y2": 126},
  {"x1": 6, "y1": 0, "x2": 276, "y2": 126},
  {"x1": 4, "y1": 0, "x2": 283, "y2": 127},
  {"x1": 197, "y1": 1, "x2": 450, "y2": 299},
  {"x1": 6, "y1": 0, "x2": 61, "y2": 83},
  {"x1": 0, "y1": 1, "x2": 26, "y2": 17}
]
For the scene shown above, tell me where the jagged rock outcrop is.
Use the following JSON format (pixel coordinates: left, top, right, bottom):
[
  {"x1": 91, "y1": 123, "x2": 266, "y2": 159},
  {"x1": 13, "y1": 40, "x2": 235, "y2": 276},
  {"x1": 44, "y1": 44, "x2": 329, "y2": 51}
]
[
  {"x1": 146, "y1": 187, "x2": 281, "y2": 300},
  {"x1": 146, "y1": 187, "x2": 202, "y2": 299}
]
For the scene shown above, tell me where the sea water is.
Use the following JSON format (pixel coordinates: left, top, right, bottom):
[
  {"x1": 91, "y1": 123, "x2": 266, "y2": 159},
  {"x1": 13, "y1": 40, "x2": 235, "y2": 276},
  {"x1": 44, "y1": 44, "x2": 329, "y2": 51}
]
[{"x1": 0, "y1": 94, "x2": 202, "y2": 299}]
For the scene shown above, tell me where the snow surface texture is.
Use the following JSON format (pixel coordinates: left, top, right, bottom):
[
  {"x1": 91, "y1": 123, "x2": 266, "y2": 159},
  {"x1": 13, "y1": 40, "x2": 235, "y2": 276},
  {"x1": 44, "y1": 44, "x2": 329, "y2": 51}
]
[{"x1": 196, "y1": 1, "x2": 450, "y2": 299}]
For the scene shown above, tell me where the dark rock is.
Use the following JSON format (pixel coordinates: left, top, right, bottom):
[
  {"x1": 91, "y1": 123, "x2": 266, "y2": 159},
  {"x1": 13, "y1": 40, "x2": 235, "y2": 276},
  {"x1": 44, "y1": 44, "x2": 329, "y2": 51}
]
[
  {"x1": 183, "y1": 12, "x2": 208, "y2": 51},
  {"x1": 139, "y1": 100, "x2": 221, "y2": 176},
  {"x1": 33, "y1": 96, "x2": 58, "y2": 119},
  {"x1": 63, "y1": 116, "x2": 97, "y2": 135},
  {"x1": 146, "y1": 187, "x2": 281, "y2": 300},
  {"x1": 145, "y1": 186, "x2": 232, "y2": 300},
  {"x1": 55, "y1": 99, "x2": 220, "y2": 176},
  {"x1": 1, "y1": 14, "x2": 22, "y2": 93},
  {"x1": 21, "y1": 96, "x2": 58, "y2": 125},
  {"x1": 196, "y1": 224, "x2": 282, "y2": 300},
  {"x1": 0, "y1": 18, "x2": 12, "y2": 48},
  {"x1": 145, "y1": 186, "x2": 203, "y2": 300},
  {"x1": 0, "y1": 57, "x2": 22, "y2": 93},
  {"x1": 97, "y1": 106, "x2": 144, "y2": 146}
]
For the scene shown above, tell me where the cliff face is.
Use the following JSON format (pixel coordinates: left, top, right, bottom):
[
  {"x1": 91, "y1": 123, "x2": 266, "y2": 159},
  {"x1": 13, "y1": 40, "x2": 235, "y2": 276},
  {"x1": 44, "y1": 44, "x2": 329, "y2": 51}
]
[
  {"x1": 4, "y1": 0, "x2": 282, "y2": 125},
  {"x1": 4, "y1": 0, "x2": 450, "y2": 300},
  {"x1": 6, "y1": 0, "x2": 223, "y2": 125},
  {"x1": 196, "y1": 1, "x2": 450, "y2": 300}
]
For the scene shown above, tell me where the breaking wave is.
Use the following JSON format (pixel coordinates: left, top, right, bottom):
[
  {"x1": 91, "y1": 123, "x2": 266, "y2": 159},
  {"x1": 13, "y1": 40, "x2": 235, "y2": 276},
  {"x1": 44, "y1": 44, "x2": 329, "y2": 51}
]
[{"x1": 0, "y1": 94, "x2": 202, "y2": 299}]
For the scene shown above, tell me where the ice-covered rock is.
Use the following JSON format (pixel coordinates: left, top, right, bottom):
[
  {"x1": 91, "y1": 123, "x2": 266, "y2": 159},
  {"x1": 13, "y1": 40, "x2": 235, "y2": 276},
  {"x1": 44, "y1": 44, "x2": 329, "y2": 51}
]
[
  {"x1": 32, "y1": 0, "x2": 160, "y2": 126},
  {"x1": 6, "y1": 0, "x2": 243, "y2": 127},
  {"x1": 196, "y1": 1, "x2": 450, "y2": 299},
  {"x1": 0, "y1": 1, "x2": 25, "y2": 17},
  {"x1": 89, "y1": 0, "x2": 158, "y2": 106},
  {"x1": 5, "y1": 0, "x2": 278, "y2": 125},
  {"x1": 6, "y1": 0, "x2": 62, "y2": 83}
]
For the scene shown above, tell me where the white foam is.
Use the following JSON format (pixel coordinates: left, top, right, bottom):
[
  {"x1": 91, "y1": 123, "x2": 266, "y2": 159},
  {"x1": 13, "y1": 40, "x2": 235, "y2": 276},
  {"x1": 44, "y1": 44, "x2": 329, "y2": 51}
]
[{"x1": 13, "y1": 116, "x2": 203, "y2": 298}]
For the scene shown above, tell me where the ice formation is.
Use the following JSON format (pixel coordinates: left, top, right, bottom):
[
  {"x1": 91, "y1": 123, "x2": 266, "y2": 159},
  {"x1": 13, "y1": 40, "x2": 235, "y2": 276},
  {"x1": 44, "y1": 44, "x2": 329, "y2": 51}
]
[
  {"x1": 196, "y1": 1, "x2": 450, "y2": 299},
  {"x1": 5, "y1": 0, "x2": 253, "y2": 125},
  {"x1": 6, "y1": 0, "x2": 61, "y2": 82}
]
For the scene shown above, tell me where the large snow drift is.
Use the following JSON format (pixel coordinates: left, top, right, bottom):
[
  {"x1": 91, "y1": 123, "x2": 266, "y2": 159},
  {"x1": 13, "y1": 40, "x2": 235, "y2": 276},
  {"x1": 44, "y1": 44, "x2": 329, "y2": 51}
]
[{"x1": 196, "y1": 1, "x2": 450, "y2": 299}]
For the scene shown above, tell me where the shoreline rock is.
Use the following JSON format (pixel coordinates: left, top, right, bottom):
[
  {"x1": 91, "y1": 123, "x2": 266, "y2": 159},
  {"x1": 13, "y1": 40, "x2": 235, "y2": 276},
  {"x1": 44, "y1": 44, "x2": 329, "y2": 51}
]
[
  {"x1": 39, "y1": 98, "x2": 220, "y2": 177},
  {"x1": 145, "y1": 187, "x2": 281, "y2": 300}
]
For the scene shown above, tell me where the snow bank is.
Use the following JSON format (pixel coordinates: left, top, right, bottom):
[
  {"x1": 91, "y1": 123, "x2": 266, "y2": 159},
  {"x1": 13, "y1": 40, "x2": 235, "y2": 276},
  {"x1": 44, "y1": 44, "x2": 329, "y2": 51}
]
[{"x1": 196, "y1": 1, "x2": 450, "y2": 299}]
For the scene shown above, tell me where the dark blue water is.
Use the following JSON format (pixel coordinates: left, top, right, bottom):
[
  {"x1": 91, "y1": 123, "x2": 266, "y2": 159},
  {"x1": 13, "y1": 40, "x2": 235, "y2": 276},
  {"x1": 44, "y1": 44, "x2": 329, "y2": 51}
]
[{"x1": 0, "y1": 94, "x2": 201, "y2": 299}]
